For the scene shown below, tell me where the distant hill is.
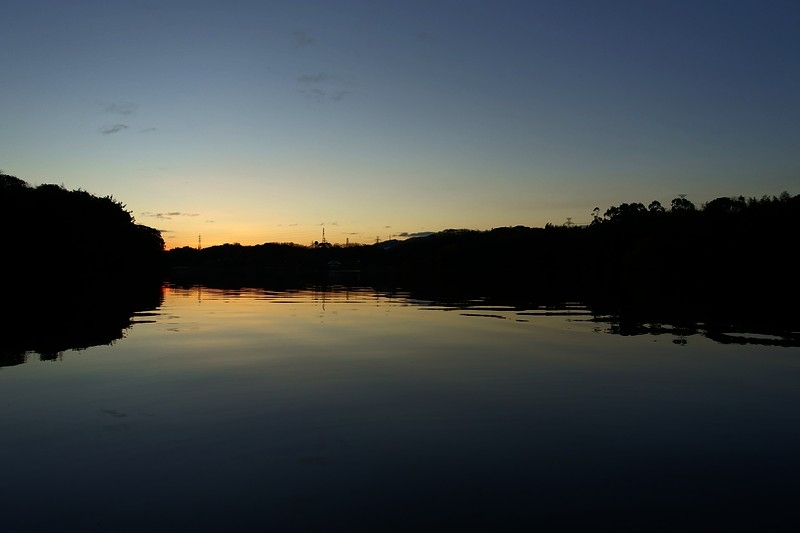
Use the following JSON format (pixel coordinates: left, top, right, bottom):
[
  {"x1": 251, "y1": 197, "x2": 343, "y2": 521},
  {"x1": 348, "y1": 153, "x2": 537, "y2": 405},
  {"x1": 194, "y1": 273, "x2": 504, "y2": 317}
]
[{"x1": 165, "y1": 191, "x2": 799, "y2": 326}]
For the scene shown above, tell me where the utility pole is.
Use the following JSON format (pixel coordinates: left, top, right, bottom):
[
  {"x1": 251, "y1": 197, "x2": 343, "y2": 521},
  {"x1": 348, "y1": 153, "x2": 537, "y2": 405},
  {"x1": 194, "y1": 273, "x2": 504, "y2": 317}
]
[{"x1": 198, "y1": 234, "x2": 202, "y2": 250}]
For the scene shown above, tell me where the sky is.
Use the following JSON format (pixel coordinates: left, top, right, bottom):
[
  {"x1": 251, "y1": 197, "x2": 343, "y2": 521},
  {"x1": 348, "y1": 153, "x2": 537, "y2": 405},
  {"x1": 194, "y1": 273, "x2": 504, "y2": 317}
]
[{"x1": 2, "y1": 0, "x2": 798, "y2": 248}]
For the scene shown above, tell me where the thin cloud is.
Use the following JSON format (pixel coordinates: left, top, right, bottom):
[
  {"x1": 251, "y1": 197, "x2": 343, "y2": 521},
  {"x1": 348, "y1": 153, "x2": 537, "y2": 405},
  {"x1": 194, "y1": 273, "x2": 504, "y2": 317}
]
[
  {"x1": 398, "y1": 231, "x2": 435, "y2": 238},
  {"x1": 141, "y1": 211, "x2": 199, "y2": 220},
  {"x1": 293, "y1": 31, "x2": 316, "y2": 48},
  {"x1": 300, "y1": 88, "x2": 327, "y2": 102},
  {"x1": 297, "y1": 72, "x2": 352, "y2": 102},
  {"x1": 101, "y1": 124, "x2": 129, "y2": 135},
  {"x1": 105, "y1": 102, "x2": 138, "y2": 115}
]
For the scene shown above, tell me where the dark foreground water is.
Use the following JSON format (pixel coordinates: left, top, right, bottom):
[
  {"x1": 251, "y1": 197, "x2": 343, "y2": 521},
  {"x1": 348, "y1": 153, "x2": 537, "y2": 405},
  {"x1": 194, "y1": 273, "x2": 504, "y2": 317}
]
[{"x1": 2, "y1": 286, "x2": 799, "y2": 532}]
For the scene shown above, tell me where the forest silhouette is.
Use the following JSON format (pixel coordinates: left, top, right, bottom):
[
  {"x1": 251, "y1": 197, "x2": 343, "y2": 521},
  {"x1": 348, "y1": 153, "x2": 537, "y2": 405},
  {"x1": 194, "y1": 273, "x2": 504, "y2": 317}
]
[
  {"x1": 1, "y1": 173, "x2": 166, "y2": 365},
  {"x1": 3, "y1": 171, "x2": 798, "y2": 339},
  {"x1": 168, "y1": 191, "x2": 799, "y2": 326},
  {"x1": 1, "y1": 173, "x2": 165, "y2": 291}
]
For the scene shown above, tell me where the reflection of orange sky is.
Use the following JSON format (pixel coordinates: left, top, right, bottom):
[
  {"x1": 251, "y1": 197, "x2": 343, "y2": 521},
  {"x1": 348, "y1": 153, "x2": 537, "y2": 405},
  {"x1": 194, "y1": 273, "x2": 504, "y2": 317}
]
[
  {"x1": 153, "y1": 286, "x2": 616, "y2": 371},
  {"x1": 159, "y1": 285, "x2": 539, "y2": 347}
]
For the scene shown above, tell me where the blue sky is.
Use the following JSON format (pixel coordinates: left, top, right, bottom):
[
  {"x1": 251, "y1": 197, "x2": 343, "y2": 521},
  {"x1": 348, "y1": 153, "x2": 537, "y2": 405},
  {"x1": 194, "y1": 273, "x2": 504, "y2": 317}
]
[{"x1": 2, "y1": 0, "x2": 798, "y2": 248}]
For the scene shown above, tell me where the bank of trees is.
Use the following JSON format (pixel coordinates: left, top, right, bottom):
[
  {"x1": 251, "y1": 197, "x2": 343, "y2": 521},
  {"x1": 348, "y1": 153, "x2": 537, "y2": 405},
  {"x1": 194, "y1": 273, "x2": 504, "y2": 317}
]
[
  {"x1": 1, "y1": 173, "x2": 165, "y2": 292},
  {"x1": 164, "y1": 191, "x2": 799, "y2": 321},
  {"x1": 584, "y1": 193, "x2": 798, "y2": 314}
]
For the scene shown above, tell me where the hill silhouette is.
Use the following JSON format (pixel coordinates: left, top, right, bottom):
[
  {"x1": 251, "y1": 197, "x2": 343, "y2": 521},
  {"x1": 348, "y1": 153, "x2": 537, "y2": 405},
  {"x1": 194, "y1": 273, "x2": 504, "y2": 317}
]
[{"x1": 167, "y1": 192, "x2": 799, "y2": 328}]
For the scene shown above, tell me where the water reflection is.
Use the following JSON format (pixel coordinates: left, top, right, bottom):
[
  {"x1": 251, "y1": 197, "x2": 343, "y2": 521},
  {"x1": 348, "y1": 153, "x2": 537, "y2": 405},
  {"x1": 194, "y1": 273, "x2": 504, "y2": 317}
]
[
  {"x1": 151, "y1": 284, "x2": 800, "y2": 349},
  {"x1": 1, "y1": 282, "x2": 164, "y2": 367},
  {"x1": 2, "y1": 284, "x2": 800, "y2": 531},
  {"x1": 593, "y1": 315, "x2": 800, "y2": 347},
  {"x1": 3, "y1": 284, "x2": 798, "y2": 367}
]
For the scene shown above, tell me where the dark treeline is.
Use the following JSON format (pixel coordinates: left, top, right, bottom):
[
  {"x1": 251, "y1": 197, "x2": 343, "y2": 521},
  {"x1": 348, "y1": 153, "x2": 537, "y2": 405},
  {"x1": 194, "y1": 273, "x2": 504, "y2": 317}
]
[
  {"x1": 168, "y1": 192, "x2": 799, "y2": 327},
  {"x1": 1, "y1": 173, "x2": 168, "y2": 365},
  {"x1": 3, "y1": 169, "x2": 797, "y2": 329},
  {"x1": 0, "y1": 174, "x2": 166, "y2": 366},
  {"x1": 581, "y1": 193, "x2": 799, "y2": 320},
  {"x1": 1, "y1": 173, "x2": 166, "y2": 292}
]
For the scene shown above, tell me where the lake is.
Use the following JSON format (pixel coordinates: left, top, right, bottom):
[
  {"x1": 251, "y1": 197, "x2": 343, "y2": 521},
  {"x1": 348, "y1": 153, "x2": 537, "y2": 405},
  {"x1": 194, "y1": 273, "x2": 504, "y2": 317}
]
[{"x1": 2, "y1": 285, "x2": 800, "y2": 532}]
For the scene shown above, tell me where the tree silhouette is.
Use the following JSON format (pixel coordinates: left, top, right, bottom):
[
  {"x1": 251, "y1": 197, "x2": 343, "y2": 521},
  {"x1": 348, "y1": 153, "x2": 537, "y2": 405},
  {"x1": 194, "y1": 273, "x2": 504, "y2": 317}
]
[
  {"x1": 1, "y1": 174, "x2": 165, "y2": 292},
  {"x1": 670, "y1": 196, "x2": 696, "y2": 212}
]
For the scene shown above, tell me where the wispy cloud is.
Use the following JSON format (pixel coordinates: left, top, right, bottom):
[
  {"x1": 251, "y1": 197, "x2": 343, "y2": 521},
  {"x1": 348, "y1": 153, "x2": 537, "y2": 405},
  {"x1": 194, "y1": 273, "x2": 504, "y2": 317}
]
[
  {"x1": 141, "y1": 211, "x2": 199, "y2": 220},
  {"x1": 101, "y1": 124, "x2": 129, "y2": 135},
  {"x1": 300, "y1": 88, "x2": 327, "y2": 102},
  {"x1": 104, "y1": 102, "x2": 138, "y2": 115},
  {"x1": 99, "y1": 102, "x2": 156, "y2": 133},
  {"x1": 297, "y1": 72, "x2": 352, "y2": 102},
  {"x1": 329, "y1": 90, "x2": 350, "y2": 101},
  {"x1": 398, "y1": 231, "x2": 435, "y2": 238},
  {"x1": 293, "y1": 31, "x2": 316, "y2": 48}
]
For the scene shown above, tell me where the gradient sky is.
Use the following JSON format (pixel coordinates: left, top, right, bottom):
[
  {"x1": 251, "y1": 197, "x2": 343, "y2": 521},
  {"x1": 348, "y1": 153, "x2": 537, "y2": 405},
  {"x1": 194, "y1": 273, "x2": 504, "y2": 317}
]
[{"x1": 2, "y1": 0, "x2": 798, "y2": 248}]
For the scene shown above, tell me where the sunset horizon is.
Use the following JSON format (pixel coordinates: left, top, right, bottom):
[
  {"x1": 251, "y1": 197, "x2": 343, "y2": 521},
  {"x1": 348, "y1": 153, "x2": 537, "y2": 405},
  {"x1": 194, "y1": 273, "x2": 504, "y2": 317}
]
[
  {"x1": 3, "y1": 2, "x2": 800, "y2": 527},
  {"x1": 3, "y1": 1, "x2": 797, "y2": 250}
]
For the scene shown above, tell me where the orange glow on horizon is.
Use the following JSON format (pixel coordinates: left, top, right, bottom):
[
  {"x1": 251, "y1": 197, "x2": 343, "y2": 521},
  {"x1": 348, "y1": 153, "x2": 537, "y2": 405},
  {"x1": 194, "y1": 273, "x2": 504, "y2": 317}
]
[{"x1": 161, "y1": 229, "x2": 385, "y2": 250}]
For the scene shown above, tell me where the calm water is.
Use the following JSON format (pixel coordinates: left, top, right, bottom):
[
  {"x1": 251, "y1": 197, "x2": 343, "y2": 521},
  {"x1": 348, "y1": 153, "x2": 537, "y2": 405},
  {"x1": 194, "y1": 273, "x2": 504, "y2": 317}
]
[{"x1": 2, "y1": 285, "x2": 800, "y2": 531}]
